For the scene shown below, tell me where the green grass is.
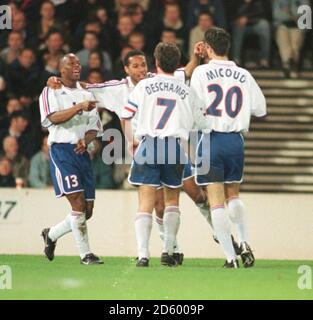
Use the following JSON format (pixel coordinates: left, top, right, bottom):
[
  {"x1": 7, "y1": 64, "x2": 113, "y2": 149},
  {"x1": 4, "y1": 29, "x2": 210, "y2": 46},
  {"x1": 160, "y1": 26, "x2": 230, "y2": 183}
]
[{"x1": 0, "y1": 255, "x2": 312, "y2": 300}]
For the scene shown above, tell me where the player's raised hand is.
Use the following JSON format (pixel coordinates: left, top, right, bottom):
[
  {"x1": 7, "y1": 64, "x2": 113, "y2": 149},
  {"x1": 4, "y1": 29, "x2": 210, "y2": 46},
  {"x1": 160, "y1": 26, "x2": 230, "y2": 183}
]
[
  {"x1": 77, "y1": 100, "x2": 98, "y2": 112},
  {"x1": 74, "y1": 139, "x2": 87, "y2": 154},
  {"x1": 47, "y1": 76, "x2": 62, "y2": 89},
  {"x1": 193, "y1": 41, "x2": 206, "y2": 59}
]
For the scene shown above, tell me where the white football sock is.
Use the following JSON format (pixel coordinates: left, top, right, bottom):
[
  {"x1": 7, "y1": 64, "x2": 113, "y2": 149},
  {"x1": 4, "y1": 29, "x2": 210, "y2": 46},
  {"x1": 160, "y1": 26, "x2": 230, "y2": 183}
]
[
  {"x1": 70, "y1": 211, "x2": 91, "y2": 259},
  {"x1": 228, "y1": 197, "x2": 248, "y2": 244},
  {"x1": 163, "y1": 206, "x2": 180, "y2": 255},
  {"x1": 156, "y1": 216, "x2": 181, "y2": 253},
  {"x1": 48, "y1": 214, "x2": 72, "y2": 242},
  {"x1": 155, "y1": 216, "x2": 164, "y2": 241},
  {"x1": 211, "y1": 206, "x2": 236, "y2": 263},
  {"x1": 135, "y1": 213, "x2": 152, "y2": 260},
  {"x1": 196, "y1": 201, "x2": 215, "y2": 233}
]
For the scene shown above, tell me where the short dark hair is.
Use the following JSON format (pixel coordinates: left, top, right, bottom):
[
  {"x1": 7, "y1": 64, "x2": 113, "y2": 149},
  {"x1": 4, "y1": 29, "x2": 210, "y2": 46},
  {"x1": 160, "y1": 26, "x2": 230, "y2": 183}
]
[
  {"x1": 154, "y1": 42, "x2": 181, "y2": 73},
  {"x1": 10, "y1": 111, "x2": 29, "y2": 122},
  {"x1": 204, "y1": 27, "x2": 231, "y2": 56},
  {"x1": 123, "y1": 49, "x2": 145, "y2": 66}
]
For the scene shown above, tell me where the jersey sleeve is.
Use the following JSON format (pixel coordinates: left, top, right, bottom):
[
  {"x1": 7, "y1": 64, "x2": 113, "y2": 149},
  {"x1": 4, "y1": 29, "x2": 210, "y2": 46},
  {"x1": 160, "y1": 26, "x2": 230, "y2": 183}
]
[
  {"x1": 190, "y1": 70, "x2": 211, "y2": 131},
  {"x1": 190, "y1": 67, "x2": 204, "y2": 102},
  {"x1": 174, "y1": 68, "x2": 187, "y2": 84},
  {"x1": 86, "y1": 82, "x2": 118, "y2": 113},
  {"x1": 190, "y1": 89, "x2": 209, "y2": 132},
  {"x1": 249, "y1": 75, "x2": 267, "y2": 117},
  {"x1": 39, "y1": 87, "x2": 59, "y2": 128},
  {"x1": 120, "y1": 87, "x2": 139, "y2": 120},
  {"x1": 86, "y1": 108, "x2": 103, "y2": 136}
]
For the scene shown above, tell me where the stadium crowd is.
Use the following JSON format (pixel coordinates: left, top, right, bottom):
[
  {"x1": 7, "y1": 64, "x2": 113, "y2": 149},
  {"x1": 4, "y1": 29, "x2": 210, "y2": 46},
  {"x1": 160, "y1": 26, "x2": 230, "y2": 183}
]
[{"x1": 0, "y1": 0, "x2": 312, "y2": 189}]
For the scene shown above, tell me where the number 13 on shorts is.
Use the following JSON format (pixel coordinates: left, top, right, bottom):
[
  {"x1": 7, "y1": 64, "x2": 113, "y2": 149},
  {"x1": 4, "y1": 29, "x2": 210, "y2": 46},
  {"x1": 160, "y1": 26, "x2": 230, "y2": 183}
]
[{"x1": 65, "y1": 175, "x2": 79, "y2": 189}]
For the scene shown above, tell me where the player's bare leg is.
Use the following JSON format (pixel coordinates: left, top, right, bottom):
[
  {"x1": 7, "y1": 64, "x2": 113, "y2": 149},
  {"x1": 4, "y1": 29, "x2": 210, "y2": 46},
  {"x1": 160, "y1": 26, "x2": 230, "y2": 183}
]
[
  {"x1": 161, "y1": 187, "x2": 181, "y2": 267},
  {"x1": 183, "y1": 177, "x2": 214, "y2": 228},
  {"x1": 225, "y1": 183, "x2": 255, "y2": 268},
  {"x1": 135, "y1": 185, "x2": 156, "y2": 267},
  {"x1": 154, "y1": 188, "x2": 165, "y2": 241},
  {"x1": 85, "y1": 200, "x2": 94, "y2": 220},
  {"x1": 42, "y1": 191, "x2": 103, "y2": 264},
  {"x1": 207, "y1": 183, "x2": 238, "y2": 268}
]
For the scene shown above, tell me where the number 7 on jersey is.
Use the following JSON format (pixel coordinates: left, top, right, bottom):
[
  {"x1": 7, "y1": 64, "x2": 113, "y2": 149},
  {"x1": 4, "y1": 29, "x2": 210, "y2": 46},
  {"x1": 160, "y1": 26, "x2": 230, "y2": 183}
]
[{"x1": 155, "y1": 98, "x2": 176, "y2": 130}]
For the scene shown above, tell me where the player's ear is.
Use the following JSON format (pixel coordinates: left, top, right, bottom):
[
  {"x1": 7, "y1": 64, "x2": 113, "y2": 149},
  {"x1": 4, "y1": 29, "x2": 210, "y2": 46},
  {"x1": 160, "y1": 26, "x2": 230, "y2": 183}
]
[{"x1": 124, "y1": 65, "x2": 129, "y2": 75}]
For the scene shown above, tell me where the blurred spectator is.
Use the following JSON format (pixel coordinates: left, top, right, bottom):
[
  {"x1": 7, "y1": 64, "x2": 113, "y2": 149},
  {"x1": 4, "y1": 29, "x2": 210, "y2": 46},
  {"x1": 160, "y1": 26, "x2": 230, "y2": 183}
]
[
  {"x1": 272, "y1": 0, "x2": 310, "y2": 76},
  {"x1": 231, "y1": 0, "x2": 271, "y2": 68},
  {"x1": 0, "y1": 31, "x2": 24, "y2": 65},
  {"x1": 115, "y1": 14, "x2": 136, "y2": 56},
  {"x1": 161, "y1": 28, "x2": 177, "y2": 44},
  {"x1": 7, "y1": 48, "x2": 40, "y2": 100},
  {"x1": 189, "y1": 11, "x2": 214, "y2": 58},
  {"x1": 81, "y1": 50, "x2": 113, "y2": 81},
  {"x1": 0, "y1": 111, "x2": 32, "y2": 158},
  {"x1": 0, "y1": 10, "x2": 36, "y2": 50},
  {"x1": 76, "y1": 32, "x2": 112, "y2": 72},
  {"x1": 115, "y1": 0, "x2": 134, "y2": 16},
  {"x1": 186, "y1": 0, "x2": 227, "y2": 30},
  {"x1": 128, "y1": 31, "x2": 153, "y2": 68},
  {"x1": 40, "y1": 55, "x2": 60, "y2": 89},
  {"x1": 28, "y1": 135, "x2": 51, "y2": 188},
  {"x1": 160, "y1": 28, "x2": 188, "y2": 65},
  {"x1": 1, "y1": 136, "x2": 29, "y2": 187},
  {"x1": 89, "y1": 139, "x2": 116, "y2": 189},
  {"x1": 36, "y1": 1, "x2": 66, "y2": 46},
  {"x1": 75, "y1": 15, "x2": 111, "y2": 53},
  {"x1": 127, "y1": 3, "x2": 146, "y2": 33},
  {"x1": 113, "y1": 45, "x2": 133, "y2": 79},
  {"x1": 86, "y1": 69, "x2": 105, "y2": 84},
  {"x1": 0, "y1": 157, "x2": 15, "y2": 188},
  {"x1": 95, "y1": 6, "x2": 115, "y2": 53},
  {"x1": 0, "y1": 98, "x2": 22, "y2": 130},
  {"x1": 39, "y1": 31, "x2": 67, "y2": 67},
  {"x1": 161, "y1": 3, "x2": 186, "y2": 52}
]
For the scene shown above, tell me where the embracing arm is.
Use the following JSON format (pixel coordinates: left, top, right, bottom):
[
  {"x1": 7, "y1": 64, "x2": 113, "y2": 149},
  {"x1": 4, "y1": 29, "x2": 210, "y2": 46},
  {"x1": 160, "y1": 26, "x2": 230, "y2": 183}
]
[{"x1": 47, "y1": 101, "x2": 96, "y2": 125}]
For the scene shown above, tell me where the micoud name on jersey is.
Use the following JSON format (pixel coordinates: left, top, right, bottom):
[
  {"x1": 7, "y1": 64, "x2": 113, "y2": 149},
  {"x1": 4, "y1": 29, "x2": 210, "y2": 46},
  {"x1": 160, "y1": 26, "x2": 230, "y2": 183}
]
[{"x1": 206, "y1": 68, "x2": 247, "y2": 84}]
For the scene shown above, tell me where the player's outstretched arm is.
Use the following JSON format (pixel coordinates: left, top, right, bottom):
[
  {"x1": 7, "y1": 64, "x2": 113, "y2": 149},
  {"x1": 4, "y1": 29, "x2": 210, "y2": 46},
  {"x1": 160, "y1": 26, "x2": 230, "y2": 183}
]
[
  {"x1": 47, "y1": 101, "x2": 96, "y2": 125},
  {"x1": 46, "y1": 76, "x2": 89, "y2": 89},
  {"x1": 184, "y1": 41, "x2": 205, "y2": 79}
]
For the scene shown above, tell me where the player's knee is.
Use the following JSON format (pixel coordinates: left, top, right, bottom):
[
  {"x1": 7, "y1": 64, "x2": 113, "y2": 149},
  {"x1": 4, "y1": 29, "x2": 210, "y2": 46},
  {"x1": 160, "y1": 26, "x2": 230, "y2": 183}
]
[
  {"x1": 72, "y1": 196, "x2": 86, "y2": 213},
  {"x1": 86, "y1": 202, "x2": 94, "y2": 220},
  {"x1": 154, "y1": 201, "x2": 165, "y2": 218}
]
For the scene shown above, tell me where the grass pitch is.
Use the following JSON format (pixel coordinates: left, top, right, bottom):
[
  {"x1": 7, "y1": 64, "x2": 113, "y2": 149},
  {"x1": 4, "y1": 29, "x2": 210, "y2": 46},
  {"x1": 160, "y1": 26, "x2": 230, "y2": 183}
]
[{"x1": 0, "y1": 255, "x2": 312, "y2": 300}]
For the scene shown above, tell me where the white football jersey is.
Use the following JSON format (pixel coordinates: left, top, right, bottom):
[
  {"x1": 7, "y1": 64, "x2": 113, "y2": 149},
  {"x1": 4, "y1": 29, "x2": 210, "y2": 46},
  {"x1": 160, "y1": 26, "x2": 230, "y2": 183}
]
[
  {"x1": 121, "y1": 74, "x2": 206, "y2": 141},
  {"x1": 86, "y1": 70, "x2": 188, "y2": 132},
  {"x1": 190, "y1": 59, "x2": 266, "y2": 132},
  {"x1": 39, "y1": 83, "x2": 102, "y2": 146},
  {"x1": 86, "y1": 77, "x2": 135, "y2": 119}
]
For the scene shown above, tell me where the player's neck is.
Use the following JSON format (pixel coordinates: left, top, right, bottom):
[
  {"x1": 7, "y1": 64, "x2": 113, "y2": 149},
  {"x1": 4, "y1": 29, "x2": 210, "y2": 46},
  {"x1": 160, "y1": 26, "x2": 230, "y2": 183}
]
[
  {"x1": 157, "y1": 69, "x2": 173, "y2": 77},
  {"x1": 61, "y1": 78, "x2": 77, "y2": 89},
  {"x1": 210, "y1": 55, "x2": 228, "y2": 61}
]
